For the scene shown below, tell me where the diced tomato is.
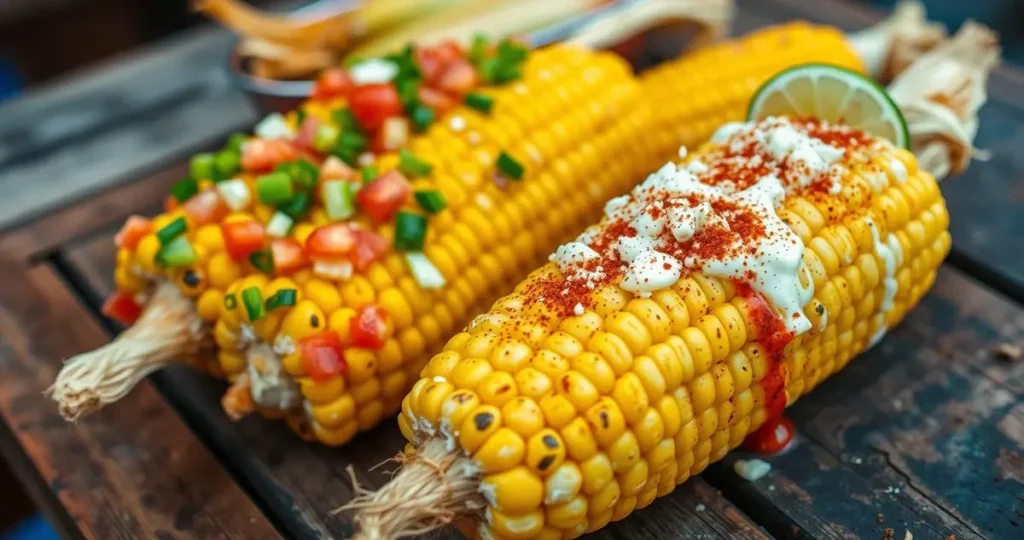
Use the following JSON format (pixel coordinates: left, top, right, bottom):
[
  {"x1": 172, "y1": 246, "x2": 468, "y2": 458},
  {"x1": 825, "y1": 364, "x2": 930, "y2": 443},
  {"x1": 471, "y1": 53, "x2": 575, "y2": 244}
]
[
  {"x1": 416, "y1": 41, "x2": 465, "y2": 84},
  {"x1": 270, "y1": 237, "x2": 308, "y2": 275},
  {"x1": 241, "y1": 139, "x2": 298, "y2": 173},
  {"x1": 350, "y1": 305, "x2": 388, "y2": 349},
  {"x1": 305, "y1": 223, "x2": 358, "y2": 260},
  {"x1": 437, "y1": 59, "x2": 478, "y2": 96},
  {"x1": 115, "y1": 215, "x2": 152, "y2": 250},
  {"x1": 356, "y1": 170, "x2": 411, "y2": 223},
  {"x1": 164, "y1": 195, "x2": 179, "y2": 212},
  {"x1": 348, "y1": 83, "x2": 403, "y2": 131},
  {"x1": 372, "y1": 117, "x2": 409, "y2": 153},
  {"x1": 299, "y1": 331, "x2": 348, "y2": 380},
  {"x1": 183, "y1": 189, "x2": 229, "y2": 226},
  {"x1": 221, "y1": 220, "x2": 267, "y2": 260},
  {"x1": 320, "y1": 156, "x2": 358, "y2": 181},
  {"x1": 312, "y1": 68, "x2": 354, "y2": 102},
  {"x1": 351, "y1": 229, "x2": 389, "y2": 271},
  {"x1": 417, "y1": 87, "x2": 458, "y2": 116},
  {"x1": 102, "y1": 291, "x2": 143, "y2": 326},
  {"x1": 294, "y1": 115, "x2": 323, "y2": 151}
]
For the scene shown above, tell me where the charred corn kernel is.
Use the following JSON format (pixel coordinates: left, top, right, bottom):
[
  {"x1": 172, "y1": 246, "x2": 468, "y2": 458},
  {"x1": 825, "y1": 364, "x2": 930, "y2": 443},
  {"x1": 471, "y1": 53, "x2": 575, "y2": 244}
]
[
  {"x1": 482, "y1": 466, "x2": 544, "y2": 514},
  {"x1": 440, "y1": 390, "x2": 481, "y2": 431},
  {"x1": 584, "y1": 398, "x2": 626, "y2": 448},
  {"x1": 414, "y1": 379, "x2": 454, "y2": 425},
  {"x1": 502, "y1": 397, "x2": 545, "y2": 438},
  {"x1": 474, "y1": 428, "x2": 526, "y2": 473},
  {"x1": 459, "y1": 405, "x2": 502, "y2": 453},
  {"x1": 525, "y1": 429, "x2": 566, "y2": 476}
]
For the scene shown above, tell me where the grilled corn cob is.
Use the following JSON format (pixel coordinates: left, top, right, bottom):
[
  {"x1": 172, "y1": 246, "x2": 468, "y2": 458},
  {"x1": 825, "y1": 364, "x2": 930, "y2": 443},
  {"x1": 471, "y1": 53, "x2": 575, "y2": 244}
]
[{"x1": 348, "y1": 24, "x2": 997, "y2": 540}]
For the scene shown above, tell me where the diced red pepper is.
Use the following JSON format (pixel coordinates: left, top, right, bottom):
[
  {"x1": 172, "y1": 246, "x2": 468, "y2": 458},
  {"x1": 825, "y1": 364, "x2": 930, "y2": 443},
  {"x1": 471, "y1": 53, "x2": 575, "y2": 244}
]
[
  {"x1": 163, "y1": 195, "x2": 179, "y2": 212},
  {"x1": 305, "y1": 223, "x2": 358, "y2": 260},
  {"x1": 270, "y1": 237, "x2": 308, "y2": 275},
  {"x1": 417, "y1": 87, "x2": 458, "y2": 116},
  {"x1": 241, "y1": 139, "x2": 299, "y2": 173},
  {"x1": 351, "y1": 229, "x2": 389, "y2": 271},
  {"x1": 437, "y1": 59, "x2": 478, "y2": 96},
  {"x1": 115, "y1": 215, "x2": 153, "y2": 250},
  {"x1": 102, "y1": 290, "x2": 143, "y2": 326},
  {"x1": 356, "y1": 170, "x2": 411, "y2": 223},
  {"x1": 183, "y1": 189, "x2": 229, "y2": 226},
  {"x1": 350, "y1": 305, "x2": 388, "y2": 349},
  {"x1": 320, "y1": 156, "x2": 358, "y2": 181},
  {"x1": 349, "y1": 83, "x2": 403, "y2": 132},
  {"x1": 221, "y1": 220, "x2": 267, "y2": 260},
  {"x1": 312, "y1": 68, "x2": 354, "y2": 102},
  {"x1": 417, "y1": 41, "x2": 465, "y2": 84},
  {"x1": 294, "y1": 115, "x2": 324, "y2": 152},
  {"x1": 372, "y1": 117, "x2": 409, "y2": 153},
  {"x1": 299, "y1": 331, "x2": 348, "y2": 380}
]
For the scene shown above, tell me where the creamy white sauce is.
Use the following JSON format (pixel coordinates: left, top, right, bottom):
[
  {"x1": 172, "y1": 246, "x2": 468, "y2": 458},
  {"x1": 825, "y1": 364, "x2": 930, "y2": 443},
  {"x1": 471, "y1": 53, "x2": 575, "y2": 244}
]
[
  {"x1": 867, "y1": 218, "x2": 899, "y2": 313},
  {"x1": 621, "y1": 250, "x2": 682, "y2": 297},
  {"x1": 551, "y1": 242, "x2": 600, "y2": 270},
  {"x1": 349, "y1": 59, "x2": 398, "y2": 84}
]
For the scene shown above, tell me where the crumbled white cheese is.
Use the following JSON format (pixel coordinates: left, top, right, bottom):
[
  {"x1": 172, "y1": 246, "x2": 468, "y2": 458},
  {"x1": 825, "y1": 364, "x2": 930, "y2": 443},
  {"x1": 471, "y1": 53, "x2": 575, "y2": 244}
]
[
  {"x1": 733, "y1": 458, "x2": 772, "y2": 481},
  {"x1": 615, "y1": 235, "x2": 658, "y2": 264},
  {"x1": 677, "y1": 146, "x2": 688, "y2": 159},
  {"x1": 254, "y1": 113, "x2": 295, "y2": 139},
  {"x1": 668, "y1": 201, "x2": 713, "y2": 242},
  {"x1": 573, "y1": 303, "x2": 585, "y2": 316},
  {"x1": 551, "y1": 242, "x2": 600, "y2": 271},
  {"x1": 711, "y1": 121, "x2": 745, "y2": 144},
  {"x1": 449, "y1": 115, "x2": 466, "y2": 132},
  {"x1": 685, "y1": 160, "x2": 710, "y2": 174},
  {"x1": 349, "y1": 59, "x2": 398, "y2": 85},
  {"x1": 603, "y1": 194, "x2": 631, "y2": 218}
]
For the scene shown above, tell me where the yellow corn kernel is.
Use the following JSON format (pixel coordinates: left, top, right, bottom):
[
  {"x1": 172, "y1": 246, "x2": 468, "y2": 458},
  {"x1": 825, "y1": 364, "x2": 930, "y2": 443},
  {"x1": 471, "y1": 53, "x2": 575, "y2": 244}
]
[
  {"x1": 440, "y1": 390, "x2": 480, "y2": 431},
  {"x1": 501, "y1": 397, "x2": 545, "y2": 438},
  {"x1": 303, "y1": 279, "x2": 342, "y2": 313},
  {"x1": 476, "y1": 372, "x2": 518, "y2": 407},
  {"x1": 618, "y1": 459, "x2": 649, "y2": 496},
  {"x1": 525, "y1": 429, "x2": 566, "y2": 477},
  {"x1": 539, "y1": 394, "x2": 577, "y2": 430},
  {"x1": 344, "y1": 349, "x2": 378, "y2": 384},
  {"x1": 280, "y1": 300, "x2": 326, "y2": 340},
  {"x1": 327, "y1": 307, "x2": 357, "y2": 343},
  {"x1": 554, "y1": 371, "x2": 600, "y2": 412},
  {"x1": 459, "y1": 405, "x2": 501, "y2": 453},
  {"x1": 481, "y1": 466, "x2": 544, "y2": 513},
  {"x1": 579, "y1": 453, "x2": 614, "y2": 496},
  {"x1": 611, "y1": 373, "x2": 648, "y2": 425},
  {"x1": 488, "y1": 509, "x2": 545, "y2": 539},
  {"x1": 546, "y1": 495, "x2": 588, "y2": 530},
  {"x1": 514, "y1": 368, "x2": 553, "y2": 399},
  {"x1": 543, "y1": 462, "x2": 582, "y2": 505}
]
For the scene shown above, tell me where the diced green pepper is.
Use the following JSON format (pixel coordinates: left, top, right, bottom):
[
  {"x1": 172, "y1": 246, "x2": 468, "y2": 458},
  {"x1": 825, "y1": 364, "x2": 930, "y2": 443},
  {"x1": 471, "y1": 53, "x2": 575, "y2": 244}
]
[
  {"x1": 170, "y1": 177, "x2": 199, "y2": 203},
  {"x1": 215, "y1": 150, "x2": 241, "y2": 179},
  {"x1": 394, "y1": 211, "x2": 427, "y2": 251},
  {"x1": 322, "y1": 180, "x2": 357, "y2": 221},
  {"x1": 256, "y1": 172, "x2": 295, "y2": 205},
  {"x1": 293, "y1": 160, "x2": 320, "y2": 191},
  {"x1": 265, "y1": 288, "x2": 297, "y2": 311},
  {"x1": 333, "y1": 131, "x2": 368, "y2": 165},
  {"x1": 332, "y1": 109, "x2": 362, "y2": 134},
  {"x1": 469, "y1": 33, "x2": 490, "y2": 65},
  {"x1": 464, "y1": 93, "x2": 494, "y2": 114},
  {"x1": 414, "y1": 190, "x2": 447, "y2": 214},
  {"x1": 241, "y1": 286, "x2": 265, "y2": 321},
  {"x1": 156, "y1": 217, "x2": 188, "y2": 245},
  {"x1": 155, "y1": 236, "x2": 199, "y2": 268},
  {"x1": 190, "y1": 153, "x2": 218, "y2": 181},
  {"x1": 248, "y1": 249, "x2": 274, "y2": 274},
  {"x1": 279, "y1": 191, "x2": 312, "y2": 220},
  {"x1": 411, "y1": 104, "x2": 434, "y2": 132},
  {"x1": 399, "y1": 149, "x2": 433, "y2": 177},
  {"x1": 497, "y1": 40, "x2": 529, "y2": 63},
  {"x1": 313, "y1": 124, "x2": 340, "y2": 152},
  {"x1": 396, "y1": 78, "x2": 422, "y2": 110},
  {"x1": 361, "y1": 165, "x2": 379, "y2": 184},
  {"x1": 226, "y1": 132, "x2": 248, "y2": 153},
  {"x1": 496, "y1": 151, "x2": 524, "y2": 180}
]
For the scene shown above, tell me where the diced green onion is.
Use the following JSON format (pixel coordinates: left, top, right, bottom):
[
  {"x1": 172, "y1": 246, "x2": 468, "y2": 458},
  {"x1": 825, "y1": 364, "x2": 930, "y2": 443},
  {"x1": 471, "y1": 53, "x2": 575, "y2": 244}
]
[
  {"x1": 469, "y1": 33, "x2": 490, "y2": 65},
  {"x1": 248, "y1": 249, "x2": 274, "y2": 274},
  {"x1": 293, "y1": 160, "x2": 319, "y2": 191},
  {"x1": 224, "y1": 293, "x2": 237, "y2": 309},
  {"x1": 266, "y1": 211, "x2": 294, "y2": 237},
  {"x1": 405, "y1": 252, "x2": 446, "y2": 289},
  {"x1": 215, "y1": 150, "x2": 241, "y2": 179},
  {"x1": 313, "y1": 124, "x2": 340, "y2": 152},
  {"x1": 386, "y1": 44, "x2": 422, "y2": 82},
  {"x1": 332, "y1": 109, "x2": 362, "y2": 134},
  {"x1": 241, "y1": 287, "x2": 265, "y2": 321},
  {"x1": 190, "y1": 153, "x2": 218, "y2": 181},
  {"x1": 394, "y1": 211, "x2": 427, "y2": 251},
  {"x1": 333, "y1": 131, "x2": 368, "y2": 165},
  {"x1": 497, "y1": 40, "x2": 529, "y2": 63},
  {"x1": 295, "y1": 109, "x2": 307, "y2": 125},
  {"x1": 496, "y1": 151, "x2": 524, "y2": 180},
  {"x1": 493, "y1": 64, "x2": 521, "y2": 84},
  {"x1": 411, "y1": 104, "x2": 434, "y2": 132},
  {"x1": 279, "y1": 192, "x2": 312, "y2": 220},
  {"x1": 155, "y1": 236, "x2": 199, "y2": 268},
  {"x1": 322, "y1": 181, "x2": 357, "y2": 221},
  {"x1": 414, "y1": 190, "x2": 447, "y2": 214},
  {"x1": 396, "y1": 78, "x2": 421, "y2": 110},
  {"x1": 256, "y1": 172, "x2": 295, "y2": 205},
  {"x1": 478, "y1": 57, "x2": 500, "y2": 84},
  {"x1": 399, "y1": 149, "x2": 433, "y2": 178},
  {"x1": 156, "y1": 217, "x2": 188, "y2": 245},
  {"x1": 170, "y1": 177, "x2": 199, "y2": 203},
  {"x1": 361, "y1": 165, "x2": 379, "y2": 184},
  {"x1": 226, "y1": 132, "x2": 248, "y2": 153},
  {"x1": 265, "y1": 288, "x2": 297, "y2": 311},
  {"x1": 464, "y1": 93, "x2": 494, "y2": 114}
]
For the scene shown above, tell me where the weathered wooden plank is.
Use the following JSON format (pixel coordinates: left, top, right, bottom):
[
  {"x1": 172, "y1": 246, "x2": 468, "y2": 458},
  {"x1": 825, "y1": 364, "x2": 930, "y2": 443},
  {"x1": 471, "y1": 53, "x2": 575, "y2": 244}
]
[
  {"x1": 0, "y1": 261, "x2": 280, "y2": 540},
  {"x1": 63, "y1": 224, "x2": 770, "y2": 539},
  {"x1": 702, "y1": 267, "x2": 1024, "y2": 540},
  {"x1": 743, "y1": 0, "x2": 1024, "y2": 304}
]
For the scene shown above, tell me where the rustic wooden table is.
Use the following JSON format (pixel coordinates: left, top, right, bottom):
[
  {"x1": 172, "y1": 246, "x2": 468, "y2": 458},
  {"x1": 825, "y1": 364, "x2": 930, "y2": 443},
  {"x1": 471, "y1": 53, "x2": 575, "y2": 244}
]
[{"x1": 0, "y1": 0, "x2": 1021, "y2": 538}]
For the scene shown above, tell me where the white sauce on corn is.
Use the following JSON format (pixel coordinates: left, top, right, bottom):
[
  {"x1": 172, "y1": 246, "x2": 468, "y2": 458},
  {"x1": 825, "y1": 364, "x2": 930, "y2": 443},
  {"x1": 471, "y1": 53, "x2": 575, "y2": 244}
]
[{"x1": 867, "y1": 218, "x2": 899, "y2": 313}]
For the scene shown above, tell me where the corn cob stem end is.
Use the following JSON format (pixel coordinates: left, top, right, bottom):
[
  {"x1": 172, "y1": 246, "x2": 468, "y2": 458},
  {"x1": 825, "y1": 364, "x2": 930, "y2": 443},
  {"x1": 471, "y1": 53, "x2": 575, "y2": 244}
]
[
  {"x1": 343, "y1": 437, "x2": 484, "y2": 540},
  {"x1": 47, "y1": 282, "x2": 208, "y2": 421}
]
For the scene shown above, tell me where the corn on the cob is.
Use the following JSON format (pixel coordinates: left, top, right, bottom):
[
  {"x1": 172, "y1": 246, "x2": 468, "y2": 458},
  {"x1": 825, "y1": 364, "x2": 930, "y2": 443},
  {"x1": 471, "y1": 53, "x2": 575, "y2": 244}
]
[{"x1": 348, "y1": 24, "x2": 996, "y2": 540}]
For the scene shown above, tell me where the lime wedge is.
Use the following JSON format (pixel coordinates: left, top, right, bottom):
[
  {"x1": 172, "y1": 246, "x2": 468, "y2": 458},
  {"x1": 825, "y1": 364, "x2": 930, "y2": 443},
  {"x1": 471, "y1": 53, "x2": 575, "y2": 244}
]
[{"x1": 747, "y1": 63, "x2": 909, "y2": 149}]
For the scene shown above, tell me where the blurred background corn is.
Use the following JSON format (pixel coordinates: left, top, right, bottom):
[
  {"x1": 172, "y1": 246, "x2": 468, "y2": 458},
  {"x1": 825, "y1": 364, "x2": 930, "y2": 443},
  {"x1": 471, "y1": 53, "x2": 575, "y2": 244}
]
[{"x1": 399, "y1": 126, "x2": 949, "y2": 539}]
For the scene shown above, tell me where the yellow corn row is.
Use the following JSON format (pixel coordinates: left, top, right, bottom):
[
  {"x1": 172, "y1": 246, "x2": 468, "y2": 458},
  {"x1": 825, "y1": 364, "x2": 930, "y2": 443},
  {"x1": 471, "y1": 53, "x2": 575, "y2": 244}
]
[
  {"x1": 641, "y1": 22, "x2": 865, "y2": 164},
  {"x1": 400, "y1": 129, "x2": 949, "y2": 539},
  {"x1": 204, "y1": 45, "x2": 661, "y2": 445}
]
